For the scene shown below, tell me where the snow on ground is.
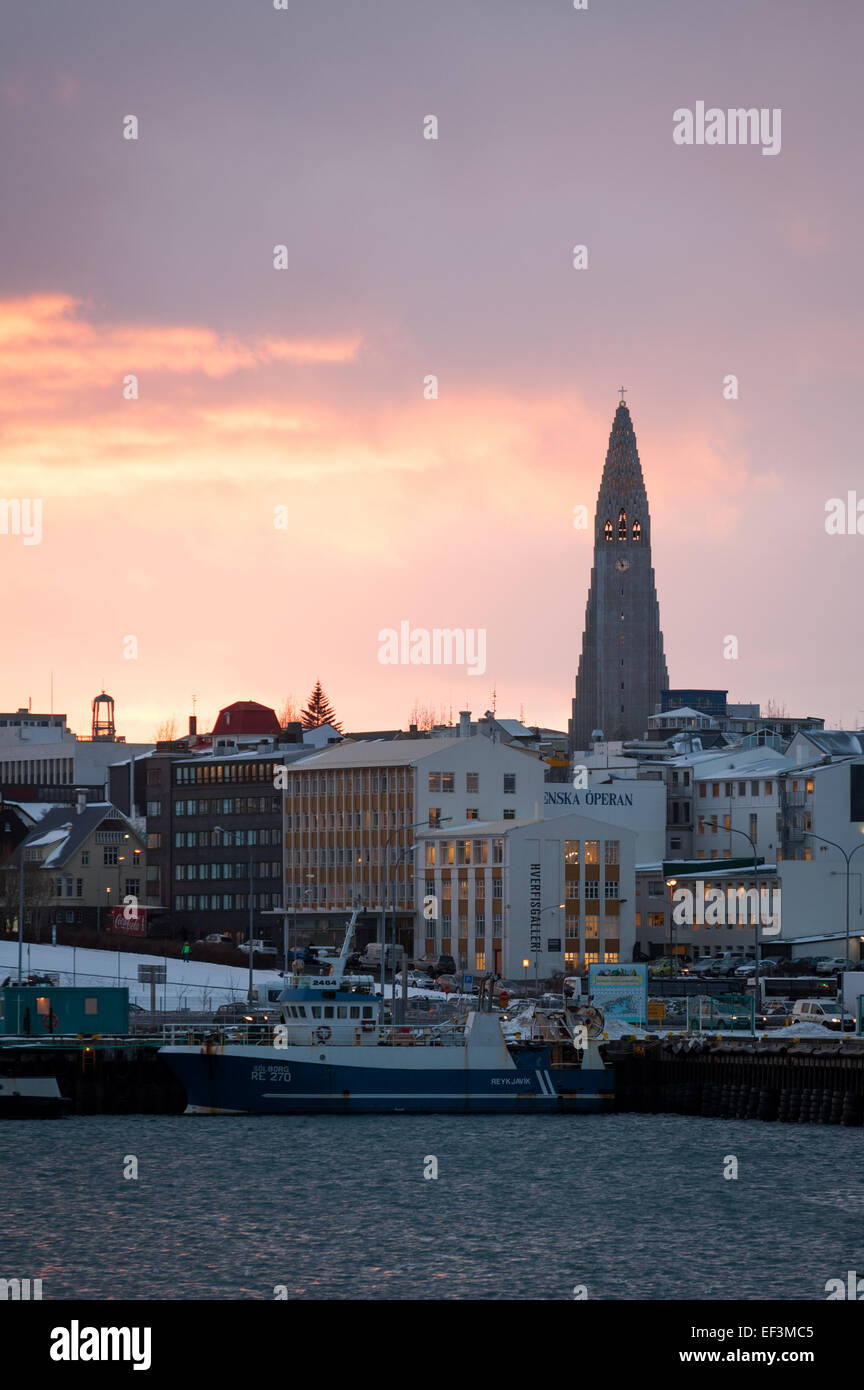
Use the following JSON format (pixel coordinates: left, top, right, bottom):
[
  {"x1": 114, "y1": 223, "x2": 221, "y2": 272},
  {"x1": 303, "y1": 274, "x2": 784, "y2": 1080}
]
[
  {"x1": 0, "y1": 941, "x2": 463, "y2": 1012},
  {"x1": 0, "y1": 940, "x2": 287, "y2": 1011}
]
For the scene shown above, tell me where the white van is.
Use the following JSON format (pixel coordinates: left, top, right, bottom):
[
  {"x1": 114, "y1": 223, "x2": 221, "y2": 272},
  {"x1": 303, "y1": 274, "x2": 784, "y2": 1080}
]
[{"x1": 791, "y1": 999, "x2": 853, "y2": 1031}]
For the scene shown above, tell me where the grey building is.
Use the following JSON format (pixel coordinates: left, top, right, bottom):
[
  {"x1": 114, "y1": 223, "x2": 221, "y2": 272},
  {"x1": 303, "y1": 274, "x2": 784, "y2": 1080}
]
[{"x1": 570, "y1": 399, "x2": 669, "y2": 752}]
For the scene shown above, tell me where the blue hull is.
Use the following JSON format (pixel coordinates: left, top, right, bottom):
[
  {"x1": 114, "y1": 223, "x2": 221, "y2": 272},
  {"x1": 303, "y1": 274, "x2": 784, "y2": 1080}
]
[{"x1": 161, "y1": 1046, "x2": 614, "y2": 1115}]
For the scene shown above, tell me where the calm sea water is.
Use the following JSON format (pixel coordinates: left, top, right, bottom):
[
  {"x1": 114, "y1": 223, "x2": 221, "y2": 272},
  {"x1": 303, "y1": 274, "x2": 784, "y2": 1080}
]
[{"x1": 4, "y1": 1114, "x2": 863, "y2": 1300}]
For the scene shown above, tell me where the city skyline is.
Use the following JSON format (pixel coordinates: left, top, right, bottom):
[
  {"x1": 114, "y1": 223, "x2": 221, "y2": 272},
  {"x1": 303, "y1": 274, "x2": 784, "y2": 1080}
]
[{"x1": 2, "y1": 0, "x2": 863, "y2": 743}]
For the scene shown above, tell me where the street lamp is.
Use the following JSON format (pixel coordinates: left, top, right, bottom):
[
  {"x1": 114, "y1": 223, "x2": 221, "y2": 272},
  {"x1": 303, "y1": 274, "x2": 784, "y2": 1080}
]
[
  {"x1": 537, "y1": 901, "x2": 565, "y2": 995},
  {"x1": 665, "y1": 878, "x2": 678, "y2": 976},
  {"x1": 805, "y1": 830, "x2": 864, "y2": 1028},
  {"x1": 719, "y1": 824, "x2": 762, "y2": 1030}
]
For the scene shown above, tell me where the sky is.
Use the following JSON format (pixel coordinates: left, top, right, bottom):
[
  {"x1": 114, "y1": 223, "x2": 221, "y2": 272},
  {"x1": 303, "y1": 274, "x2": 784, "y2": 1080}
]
[{"x1": 1, "y1": 0, "x2": 862, "y2": 743}]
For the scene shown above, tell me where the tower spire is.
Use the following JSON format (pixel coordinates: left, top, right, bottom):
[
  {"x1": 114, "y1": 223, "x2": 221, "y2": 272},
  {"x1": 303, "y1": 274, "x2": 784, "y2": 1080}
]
[{"x1": 569, "y1": 397, "x2": 668, "y2": 752}]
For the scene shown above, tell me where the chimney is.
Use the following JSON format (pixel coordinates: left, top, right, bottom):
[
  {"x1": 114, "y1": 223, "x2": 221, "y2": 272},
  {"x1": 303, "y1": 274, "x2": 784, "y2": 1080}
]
[
  {"x1": 75, "y1": 789, "x2": 87, "y2": 816},
  {"x1": 189, "y1": 714, "x2": 197, "y2": 736},
  {"x1": 459, "y1": 710, "x2": 471, "y2": 738}
]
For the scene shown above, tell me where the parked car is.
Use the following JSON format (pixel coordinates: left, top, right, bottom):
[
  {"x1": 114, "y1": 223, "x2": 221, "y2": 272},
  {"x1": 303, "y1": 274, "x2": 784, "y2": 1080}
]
[
  {"x1": 1, "y1": 973, "x2": 60, "y2": 987},
  {"x1": 414, "y1": 953, "x2": 457, "y2": 979},
  {"x1": 358, "y1": 942, "x2": 405, "y2": 972},
  {"x1": 791, "y1": 999, "x2": 855, "y2": 1031},
  {"x1": 434, "y1": 974, "x2": 458, "y2": 994},
  {"x1": 732, "y1": 959, "x2": 759, "y2": 978},
  {"x1": 237, "y1": 940, "x2": 278, "y2": 957},
  {"x1": 394, "y1": 970, "x2": 434, "y2": 989},
  {"x1": 816, "y1": 957, "x2": 857, "y2": 975},
  {"x1": 686, "y1": 959, "x2": 717, "y2": 977},
  {"x1": 648, "y1": 958, "x2": 674, "y2": 977},
  {"x1": 204, "y1": 932, "x2": 233, "y2": 945}
]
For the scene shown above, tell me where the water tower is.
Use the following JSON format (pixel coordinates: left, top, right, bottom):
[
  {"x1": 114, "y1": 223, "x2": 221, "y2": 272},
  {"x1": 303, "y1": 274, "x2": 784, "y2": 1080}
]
[{"x1": 91, "y1": 691, "x2": 116, "y2": 741}]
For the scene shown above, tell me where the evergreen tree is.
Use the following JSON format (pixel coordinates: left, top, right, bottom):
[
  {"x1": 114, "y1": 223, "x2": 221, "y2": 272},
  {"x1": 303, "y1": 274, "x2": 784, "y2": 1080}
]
[{"x1": 301, "y1": 680, "x2": 343, "y2": 732}]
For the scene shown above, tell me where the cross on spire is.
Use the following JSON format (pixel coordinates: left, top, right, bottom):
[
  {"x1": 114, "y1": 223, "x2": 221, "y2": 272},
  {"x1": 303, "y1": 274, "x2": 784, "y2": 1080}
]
[{"x1": 618, "y1": 385, "x2": 627, "y2": 405}]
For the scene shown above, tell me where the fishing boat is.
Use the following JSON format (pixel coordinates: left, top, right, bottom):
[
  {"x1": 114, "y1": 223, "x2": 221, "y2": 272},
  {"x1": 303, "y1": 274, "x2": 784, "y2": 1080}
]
[{"x1": 159, "y1": 913, "x2": 614, "y2": 1115}]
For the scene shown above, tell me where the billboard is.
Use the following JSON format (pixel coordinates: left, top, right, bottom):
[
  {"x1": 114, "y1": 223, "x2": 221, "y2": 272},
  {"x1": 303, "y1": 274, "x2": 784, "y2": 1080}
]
[
  {"x1": 588, "y1": 963, "x2": 647, "y2": 1025},
  {"x1": 108, "y1": 906, "x2": 147, "y2": 937}
]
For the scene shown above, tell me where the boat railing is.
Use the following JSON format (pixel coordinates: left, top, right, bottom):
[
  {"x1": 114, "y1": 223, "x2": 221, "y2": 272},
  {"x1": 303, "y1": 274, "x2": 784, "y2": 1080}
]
[{"x1": 151, "y1": 1022, "x2": 469, "y2": 1048}]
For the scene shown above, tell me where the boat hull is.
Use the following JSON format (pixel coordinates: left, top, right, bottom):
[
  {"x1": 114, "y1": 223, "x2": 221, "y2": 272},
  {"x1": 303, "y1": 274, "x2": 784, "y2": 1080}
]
[{"x1": 160, "y1": 1043, "x2": 614, "y2": 1115}]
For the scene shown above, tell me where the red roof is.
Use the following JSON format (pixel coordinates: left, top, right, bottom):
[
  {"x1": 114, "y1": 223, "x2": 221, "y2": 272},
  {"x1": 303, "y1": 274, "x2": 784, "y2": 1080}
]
[{"x1": 211, "y1": 701, "x2": 281, "y2": 736}]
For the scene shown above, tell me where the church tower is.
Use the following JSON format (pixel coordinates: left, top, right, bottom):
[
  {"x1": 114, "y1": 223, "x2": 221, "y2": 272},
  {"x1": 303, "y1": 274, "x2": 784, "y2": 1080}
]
[{"x1": 569, "y1": 396, "x2": 668, "y2": 752}]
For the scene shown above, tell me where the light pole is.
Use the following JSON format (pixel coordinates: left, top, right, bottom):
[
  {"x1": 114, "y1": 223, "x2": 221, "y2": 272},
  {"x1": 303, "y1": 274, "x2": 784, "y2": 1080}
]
[
  {"x1": 805, "y1": 830, "x2": 864, "y2": 1027},
  {"x1": 16, "y1": 850, "x2": 25, "y2": 984},
  {"x1": 721, "y1": 824, "x2": 762, "y2": 1030},
  {"x1": 665, "y1": 878, "x2": 678, "y2": 976},
  {"x1": 382, "y1": 816, "x2": 451, "y2": 1020}
]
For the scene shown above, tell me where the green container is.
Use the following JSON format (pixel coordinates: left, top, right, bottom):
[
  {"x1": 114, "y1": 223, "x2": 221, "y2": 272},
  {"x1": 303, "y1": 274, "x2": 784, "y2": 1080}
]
[{"x1": 0, "y1": 986, "x2": 129, "y2": 1037}]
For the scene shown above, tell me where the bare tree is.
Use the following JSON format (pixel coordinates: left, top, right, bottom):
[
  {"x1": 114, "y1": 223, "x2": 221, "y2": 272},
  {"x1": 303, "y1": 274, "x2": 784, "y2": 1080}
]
[
  {"x1": 278, "y1": 695, "x2": 301, "y2": 727},
  {"x1": 408, "y1": 700, "x2": 450, "y2": 731},
  {"x1": 762, "y1": 699, "x2": 789, "y2": 719},
  {"x1": 154, "y1": 716, "x2": 178, "y2": 742},
  {"x1": 0, "y1": 860, "x2": 56, "y2": 943}
]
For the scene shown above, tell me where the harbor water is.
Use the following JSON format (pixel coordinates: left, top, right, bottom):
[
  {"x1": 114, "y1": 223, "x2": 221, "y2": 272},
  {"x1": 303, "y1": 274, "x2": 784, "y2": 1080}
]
[{"x1": 5, "y1": 1112, "x2": 863, "y2": 1300}]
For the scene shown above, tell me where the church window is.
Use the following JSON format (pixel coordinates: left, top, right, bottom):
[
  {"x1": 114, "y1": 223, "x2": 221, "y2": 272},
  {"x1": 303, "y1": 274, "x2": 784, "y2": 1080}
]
[
  {"x1": 632, "y1": 519, "x2": 642, "y2": 541},
  {"x1": 617, "y1": 509, "x2": 627, "y2": 540},
  {"x1": 603, "y1": 519, "x2": 613, "y2": 541}
]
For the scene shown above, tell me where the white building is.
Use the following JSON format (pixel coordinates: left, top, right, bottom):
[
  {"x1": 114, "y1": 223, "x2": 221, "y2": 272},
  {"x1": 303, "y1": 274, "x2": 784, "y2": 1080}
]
[
  {"x1": 418, "y1": 810, "x2": 637, "y2": 977},
  {"x1": 283, "y1": 735, "x2": 546, "y2": 958}
]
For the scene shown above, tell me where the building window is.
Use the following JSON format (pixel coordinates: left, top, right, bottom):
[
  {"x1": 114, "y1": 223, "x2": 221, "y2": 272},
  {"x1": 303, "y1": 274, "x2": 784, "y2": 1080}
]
[
  {"x1": 564, "y1": 840, "x2": 579, "y2": 867},
  {"x1": 585, "y1": 841, "x2": 599, "y2": 865},
  {"x1": 103, "y1": 848, "x2": 118, "y2": 866},
  {"x1": 441, "y1": 772, "x2": 455, "y2": 793},
  {"x1": 428, "y1": 772, "x2": 441, "y2": 793},
  {"x1": 617, "y1": 509, "x2": 627, "y2": 540},
  {"x1": 604, "y1": 840, "x2": 619, "y2": 865},
  {"x1": 466, "y1": 808, "x2": 478, "y2": 820},
  {"x1": 466, "y1": 772, "x2": 479, "y2": 794},
  {"x1": 584, "y1": 881, "x2": 599, "y2": 899},
  {"x1": 428, "y1": 808, "x2": 441, "y2": 827},
  {"x1": 631, "y1": 519, "x2": 641, "y2": 542},
  {"x1": 503, "y1": 774, "x2": 516, "y2": 795},
  {"x1": 750, "y1": 813, "x2": 758, "y2": 844},
  {"x1": 80, "y1": 851, "x2": 89, "y2": 866},
  {"x1": 604, "y1": 881, "x2": 618, "y2": 899},
  {"x1": 503, "y1": 809, "x2": 516, "y2": 820},
  {"x1": 146, "y1": 801, "x2": 162, "y2": 817},
  {"x1": 604, "y1": 519, "x2": 613, "y2": 541}
]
